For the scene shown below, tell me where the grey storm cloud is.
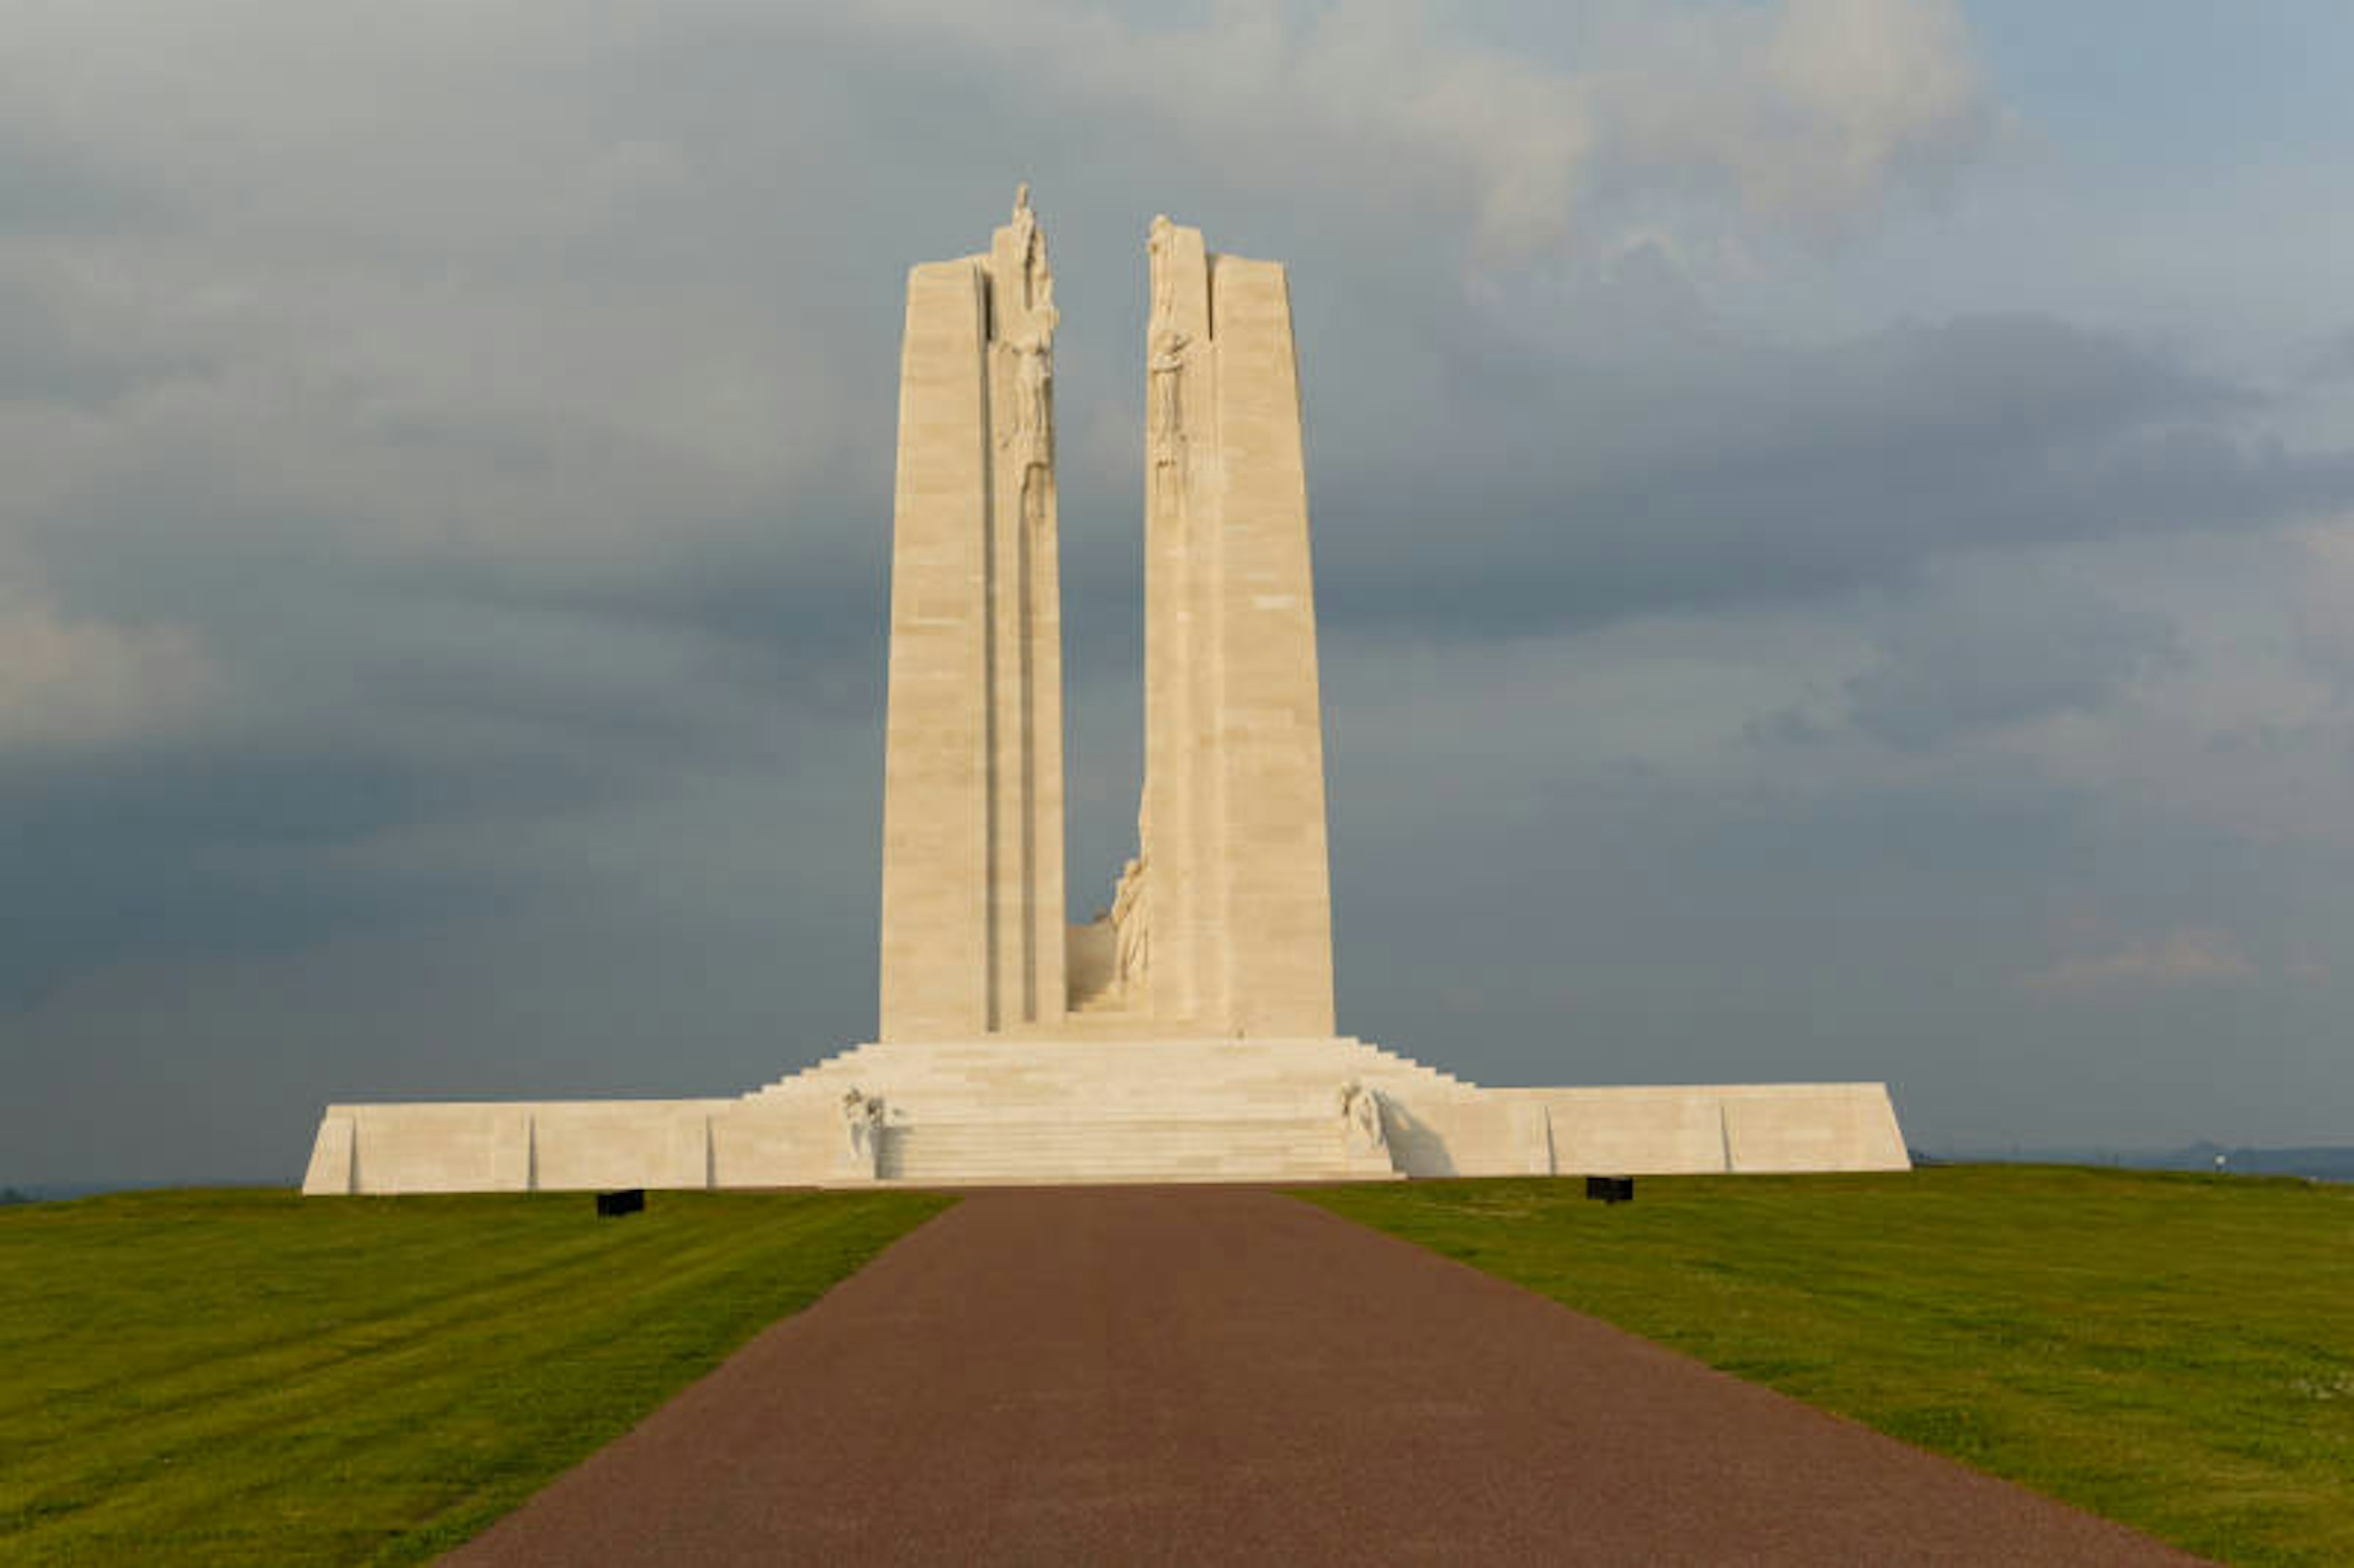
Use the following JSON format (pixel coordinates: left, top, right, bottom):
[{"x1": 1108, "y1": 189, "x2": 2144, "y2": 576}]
[
  {"x1": 1311, "y1": 298, "x2": 2354, "y2": 640},
  {"x1": 0, "y1": 280, "x2": 214, "y2": 408},
  {"x1": 29, "y1": 280, "x2": 2315, "y2": 1027},
  {"x1": 2310, "y1": 327, "x2": 2354, "y2": 384},
  {"x1": 0, "y1": 115, "x2": 172, "y2": 240},
  {"x1": 1840, "y1": 580, "x2": 2179, "y2": 752}
]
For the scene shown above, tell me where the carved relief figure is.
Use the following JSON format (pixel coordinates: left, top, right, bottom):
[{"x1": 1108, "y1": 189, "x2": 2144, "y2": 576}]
[
  {"x1": 1147, "y1": 327, "x2": 1189, "y2": 459},
  {"x1": 999, "y1": 184, "x2": 1059, "y2": 466},
  {"x1": 1338, "y1": 1081, "x2": 1387, "y2": 1155},
  {"x1": 1108, "y1": 793, "x2": 1151, "y2": 997},
  {"x1": 1148, "y1": 213, "x2": 1176, "y2": 326},
  {"x1": 1145, "y1": 214, "x2": 1189, "y2": 469},
  {"x1": 840, "y1": 1086, "x2": 887, "y2": 1173},
  {"x1": 1019, "y1": 185, "x2": 1057, "y2": 322},
  {"x1": 1007, "y1": 323, "x2": 1053, "y2": 463},
  {"x1": 1009, "y1": 181, "x2": 1037, "y2": 289},
  {"x1": 1111, "y1": 854, "x2": 1149, "y2": 992}
]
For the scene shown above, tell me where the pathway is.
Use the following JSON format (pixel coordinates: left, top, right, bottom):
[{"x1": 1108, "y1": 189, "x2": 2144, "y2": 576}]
[{"x1": 448, "y1": 1186, "x2": 2195, "y2": 1565}]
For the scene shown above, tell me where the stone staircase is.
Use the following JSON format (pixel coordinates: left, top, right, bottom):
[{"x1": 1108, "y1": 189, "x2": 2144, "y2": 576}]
[
  {"x1": 883, "y1": 1116, "x2": 1363, "y2": 1184},
  {"x1": 1066, "y1": 981, "x2": 1126, "y2": 1016},
  {"x1": 737, "y1": 1035, "x2": 1470, "y2": 1185}
]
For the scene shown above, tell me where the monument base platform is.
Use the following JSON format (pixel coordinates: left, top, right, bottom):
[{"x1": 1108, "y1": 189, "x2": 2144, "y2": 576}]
[{"x1": 302, "y1": 1037, "x2": 1908, "y2": 1194}]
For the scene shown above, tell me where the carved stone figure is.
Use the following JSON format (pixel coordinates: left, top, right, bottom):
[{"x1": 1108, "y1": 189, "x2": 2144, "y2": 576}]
[
  {"x1": 1026, "y1": 235, "x2": 1056, "y2": 329},
  {"x1": 1010, "y1": 181, "x2": 1037, "y2": 279},
  {"x1": 1148, "y1": 213, "x2": 1177, "y2": 327},
  {"x1": 998, "y1": 185, "x2": 1059, "y2": 466},
  {"x1": 1111, "y1": 854, "x2": 1149, "y2": 992},
  {"x1": 1339, "y1": 1080, "x2": 1387, "y2": 1155},
  {"x1": 1005, "y1": 322, "x2": 1053, "y2": 463},
  {"x1": 1146, "y1": 327, "x2": 1189, "y2": 461},
  {"x1": 1145, "y1": 213, "x2": 1189, "y2": 467},
  {"x1": 840, "y1": 1086, "x2": 887, "y2": 1173},
  {"x1": 1011, "y1": 182, "x2": 1059, "y2": 326}
]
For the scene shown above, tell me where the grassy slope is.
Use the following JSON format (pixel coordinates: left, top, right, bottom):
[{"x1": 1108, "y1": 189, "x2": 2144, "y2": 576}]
[
  {"x1": 1304, "y1": 1166, "x2": 2354, "y2": 1567},
  {"x1": 0, "y1": 1187, "x2": 951, "y2": 1566}
]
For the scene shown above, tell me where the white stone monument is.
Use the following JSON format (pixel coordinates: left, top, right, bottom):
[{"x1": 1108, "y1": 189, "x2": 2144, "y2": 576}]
[{"x1": 303, "y1": 191, "x2": 1909, "y2": 1193}]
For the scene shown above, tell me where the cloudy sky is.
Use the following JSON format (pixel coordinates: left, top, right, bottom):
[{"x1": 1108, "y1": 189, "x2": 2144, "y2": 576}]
[{"x1": 6, "y1": 1, "x2": 2351, "y2": 1184}]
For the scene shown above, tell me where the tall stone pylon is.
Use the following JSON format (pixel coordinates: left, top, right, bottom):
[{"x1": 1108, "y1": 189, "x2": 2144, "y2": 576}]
[
  {"x1": 1112, "y1": 216, "x2": 1338, "y2": 1038},
  {"x1": 878, "y1": 186, "x2": 1067, "y2": 1041}
]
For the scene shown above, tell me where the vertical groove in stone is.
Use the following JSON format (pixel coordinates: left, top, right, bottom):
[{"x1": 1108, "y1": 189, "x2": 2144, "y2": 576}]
[
  {"x1": 981, "y1": 305, "x2": 1004, "y2": 1032},
  {"x1": 1141, "y1": 221, "x2": 1216, "y2": 1031},
  {"x1": 981, "y1": 205, "x2": 1068, "y2": 1032}
]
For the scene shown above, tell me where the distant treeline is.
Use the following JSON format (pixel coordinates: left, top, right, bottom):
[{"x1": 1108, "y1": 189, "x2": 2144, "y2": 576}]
[
  {"x1": 1920, "y1": 1145, "x2": 2354, "y2": 1183},
  {"x1": 2155, "y1": 1144, "x2": 2354, "y2": 1182}
]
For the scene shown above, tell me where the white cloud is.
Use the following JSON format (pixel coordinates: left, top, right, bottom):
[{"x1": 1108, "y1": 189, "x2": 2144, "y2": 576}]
[
  {"x1": 0, "y1": 579, "x2": 219, "y2": 750},
  {"x1": 1743, "y1": 0, "x2": 1990, "y2": 221},
  {"x1": 1999, "y1": 528, "x2": 2354, "y2": 851},
  {"x1": 818, "y1": 0, "x2": 1994, "y2": 264},
  {"x1": 0, "y1": 0, "x2": 2003, "y2": 612},
  {"x1": 2018, "y1": 928, "x2": 2258, "y2": 996}
]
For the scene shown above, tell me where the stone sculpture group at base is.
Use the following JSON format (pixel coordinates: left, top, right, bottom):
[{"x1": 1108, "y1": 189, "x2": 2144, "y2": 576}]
[{"x1": 303, "y1": 189, "x2": 1908, "y2": 1194}]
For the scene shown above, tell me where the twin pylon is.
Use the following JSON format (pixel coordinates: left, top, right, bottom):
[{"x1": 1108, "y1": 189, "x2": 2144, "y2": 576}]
[
  {"x1": 300, "y1": 191, "x2": 1914, "y2": 1194},
  {"x1": 878, "y1": 189, "x2": 1336, "y2": 1045}
]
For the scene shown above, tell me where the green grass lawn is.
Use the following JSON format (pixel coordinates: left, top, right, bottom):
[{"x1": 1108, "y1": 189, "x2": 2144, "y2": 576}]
[
  {"x1": 1304, "y1": 1165, "x2": 2354, "y2": 1567},
  {"x1": 0, "y1": 1186, "x2": 952, "y2": 1566}
]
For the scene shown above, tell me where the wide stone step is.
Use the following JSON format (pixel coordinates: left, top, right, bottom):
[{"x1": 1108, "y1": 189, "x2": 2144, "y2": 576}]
[
  {"x1": 874, "y1": 1169, "x2": 1366, "y2": 1187},
  {"x1": 885, "y1": 1116, "x2": 1337, "y2": 1144},
  {"x1": 889, "y1": 1155, "x2": 1353, "y2": 1173},
  {"x1": 894, "y1": 1125, "x2": 1329, "y2": 1145},
  {"x1": 744, "y1": 1038, "x2": 1474, "y2": 1111},
  {"x1": 890, "y1": 1150, "x2": 1347, "y2": 1164},
  {"x1": 768, "y1": 1063, "x2": 1459, "y2": 1090},
  {"x1": 757, "y1": 1087, "x2": 1455, "y2": 1111},
  {"x1": 881, "y1": 1116, "x2": 1368, "y2": 1182}
]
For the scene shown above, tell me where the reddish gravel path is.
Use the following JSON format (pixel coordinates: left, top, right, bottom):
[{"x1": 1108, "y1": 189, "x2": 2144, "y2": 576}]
[{"x1": 446, "y1": 1187, "x2": 2197, "y2": 1566}]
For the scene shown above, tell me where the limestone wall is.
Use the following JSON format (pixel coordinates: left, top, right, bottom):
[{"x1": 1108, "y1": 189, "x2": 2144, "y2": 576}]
[
  {"x1": 305, "y1": 1100, "x2": 726, "y2": 1195},
  {"x1": 302, "y1": 1054, "x2": 1908, "y2": 1192},
  {"x1": 303, "y1": 1098, "x2": 861, "y2": 1195},
  {"x1": 1500, "y1": 1084, "x2": 1910, "y2": 1176}
]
